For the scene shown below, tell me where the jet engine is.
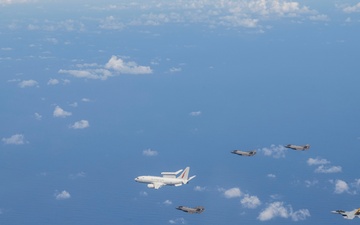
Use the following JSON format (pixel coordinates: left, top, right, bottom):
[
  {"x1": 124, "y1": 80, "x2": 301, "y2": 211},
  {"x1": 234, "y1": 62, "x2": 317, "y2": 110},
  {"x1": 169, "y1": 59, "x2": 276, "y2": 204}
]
[{"x1": 147, "y1": 184, "x2": 155, "y2": 188}]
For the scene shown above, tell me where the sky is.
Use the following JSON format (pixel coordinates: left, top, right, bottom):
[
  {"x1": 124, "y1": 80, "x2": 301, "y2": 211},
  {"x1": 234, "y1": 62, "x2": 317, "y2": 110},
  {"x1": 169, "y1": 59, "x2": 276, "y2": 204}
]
[{"x1": 1, "y1": 0, "x2": 360, "y2": 224}]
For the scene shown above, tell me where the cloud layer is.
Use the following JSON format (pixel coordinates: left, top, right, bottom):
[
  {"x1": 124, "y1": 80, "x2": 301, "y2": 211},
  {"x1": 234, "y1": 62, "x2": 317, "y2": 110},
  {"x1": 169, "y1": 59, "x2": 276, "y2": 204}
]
[{"x1": 4, "y1": 0, "x2": 330, "y2": 33}]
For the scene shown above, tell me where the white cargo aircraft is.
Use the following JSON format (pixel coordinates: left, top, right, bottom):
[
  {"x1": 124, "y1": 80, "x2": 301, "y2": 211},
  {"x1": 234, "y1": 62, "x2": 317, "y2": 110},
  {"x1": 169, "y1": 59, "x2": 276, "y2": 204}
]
[
  {"x1": 332, "y1": 208, "x2": 360, "y2": 219},
  {"x1": 135, "y1": 167, "x2": 196, "y2": 189}
]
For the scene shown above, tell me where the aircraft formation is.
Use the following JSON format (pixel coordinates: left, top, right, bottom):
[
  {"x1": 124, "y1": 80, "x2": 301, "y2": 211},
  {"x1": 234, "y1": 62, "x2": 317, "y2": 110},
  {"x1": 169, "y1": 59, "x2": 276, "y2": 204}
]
[{"x1": 135, "y1": 143, "x2": 357, "y2": 220}]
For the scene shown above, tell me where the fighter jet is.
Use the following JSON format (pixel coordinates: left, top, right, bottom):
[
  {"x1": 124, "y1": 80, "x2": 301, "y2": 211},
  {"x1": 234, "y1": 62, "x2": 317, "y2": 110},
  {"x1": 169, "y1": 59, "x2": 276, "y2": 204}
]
[
  {"x1": 231, "y1": 150, "x2": 256, "y2": 156},
  {"x1": 176, "y1": 206, "x2": 205, "y2": 214},
  {"x1": 331, "y1": 208, "x2": 360, "y2": 219},
  {"x1": 134, "y1": 167, "x2": 196, "y2": 189},
  {"x1": 284, "y1": 144, "x2": 310, "y2": 151}
]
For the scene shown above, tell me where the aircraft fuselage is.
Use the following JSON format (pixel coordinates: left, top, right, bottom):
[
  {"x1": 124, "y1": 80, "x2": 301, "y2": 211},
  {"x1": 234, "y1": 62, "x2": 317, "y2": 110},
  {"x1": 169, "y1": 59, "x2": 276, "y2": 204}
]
[{"x1": 135, "y1": 176, "x2": 183, "y2": 186}]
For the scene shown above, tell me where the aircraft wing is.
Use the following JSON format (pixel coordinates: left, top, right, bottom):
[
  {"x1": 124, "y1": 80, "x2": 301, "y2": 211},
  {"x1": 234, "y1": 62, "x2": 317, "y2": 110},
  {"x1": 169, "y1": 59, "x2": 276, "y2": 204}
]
[
  {"x1": 152, "y1": 182, "x2": 166, "y2": 189},
  {"x1": 347, "y1": 214, "x2": 355, "y2": 220}
]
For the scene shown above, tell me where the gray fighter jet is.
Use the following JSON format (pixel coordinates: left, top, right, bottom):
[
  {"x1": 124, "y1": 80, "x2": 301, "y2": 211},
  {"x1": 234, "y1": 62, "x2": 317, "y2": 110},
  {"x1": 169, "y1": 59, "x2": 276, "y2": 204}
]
[
  {"x1": 231, "y1": 150, "x2": 256, "y2": 156},
  {"x1": 331, "y1": 208, "x2": 360, "y2": 219},
  {"x1": 176, "y1": 206, "x2": 205, "y2": 214},
  {"x1": 284, "y1": 144, "x2": 310, "y2": 151}
]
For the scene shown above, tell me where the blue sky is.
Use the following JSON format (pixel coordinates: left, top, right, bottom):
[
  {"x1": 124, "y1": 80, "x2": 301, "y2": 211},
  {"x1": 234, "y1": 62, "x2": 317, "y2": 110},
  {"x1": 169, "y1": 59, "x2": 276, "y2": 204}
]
[{"x1": 1, "y1": 0, "x2": 360, "y2": 224}]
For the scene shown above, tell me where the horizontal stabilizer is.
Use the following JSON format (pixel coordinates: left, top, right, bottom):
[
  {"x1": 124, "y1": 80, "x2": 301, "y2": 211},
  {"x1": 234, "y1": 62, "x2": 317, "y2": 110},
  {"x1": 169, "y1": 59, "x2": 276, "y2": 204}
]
[
  {"x1": 183, "y1": 175, "x2": 196, "y2": 184},
  {"x1": 188, "y1": 175, "x2": 196, "y2": 182}
]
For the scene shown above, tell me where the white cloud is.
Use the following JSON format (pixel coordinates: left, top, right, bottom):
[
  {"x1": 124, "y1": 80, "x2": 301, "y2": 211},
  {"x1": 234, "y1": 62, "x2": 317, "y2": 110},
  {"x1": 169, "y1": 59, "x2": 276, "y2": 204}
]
[
  {"x1": 70, "y1": 120, "x2": 90, "y2": 129},
  {"x1": 140, "y1": 191, "x2": 148, "y2": 197},
  {"x1": 63, "y1": 79, "x2": 71, "y2": 84},
  {"x1": 82, "y1": 98, "x2": 91, "y2": 102},
  {"x1": 163, "y1": 200, "x2": 172, "y2": 205},
  {"x1": 55, "y1": 190, "x2": 71, "y2": 200},
  {"x1": 169, "y1": 67, "x2": 182, "y2": 73},
  {"x1": 267, "y1": 174, "x2": 276, "y2": 178},
  {"x1": 45, "y1": 37, "x2": 58, "y2": 44},
  {"x1": 257, "y1": 201, "x2": 310, "y2": 221},
  {"x1": 314, "y1": 165, "x2": 342, "y2": 174},
  {"x1": 258, "y1": 202, "x2": 289, "y2": 221},
  {"x1": 69, "y1": 172, "x2": 86, "y2": 179},
  {"x1": 18, "y1": 79, "x2": 38, "y2": 88},
  {"x1": 223, "y1": 187, "x2": 242, "y2": 199},
  {"x1": 47, "y1": 78, "x2": 59, "y2": 85},
  {"x1": 59, "y1": 55, "x2": 152, "y2": 80},
  {"x1": 260, "y1": 144, "x2": 287, "y2": 158},
  {"x1": 124, "y1": 0, "x2": 317, "y2": 29},
  {"x1": 291, "y1": 209, "x2": 311, "y2": 221},
  {"x1": 342, "y1": 3, "x2": 360, "y2": 13},
  {"x1": 34, "y1": 112, "x2": 42, "y2": 120},
  {"x1": 169, "y1": 218, "x2": 186, "y2": 224},
  {"x1": 105, "y1": 55, "x2": 153, "y2": 74},
  {"x1": 304, "y1": 179, "x2": 318, "y2": 188},
  {"x1": 241, "y1": 194, "x2": 261, "y2": 209},
  {"x1": 194, "y1": 186, "x2": 206, "y2": 191},
  {"x1": 53, "y1": 106, "x2": 72, "y2": 118},
  {"x1": 307, "y1": 157, "x2": 330, "y2": 166},
  {"x1": 189, "y1": 111, "x2": 201, "y2": 117},
  {"x1": 2, "y1": 134, "x2": 26, "y2": 145},
  {"x1": 330, "y1": 179, "x2": 360, "y2": 194},
  {"x1": 308, "y1": 157, "x2": 341, "y2": 174},
  {"x1": 334, "y1": 179, "x2": 349, "y2": 194},
  {"x1": 142, "y1": 149, "x2": 158, "y2": 156},
  {"x1": 58, "y1": 68, "x2": 111, "y2": 80},
  {"x1": 99, "y1": 16, "x2": 125, "y2": 30},
  {"x1": 354, "y1": 179, "x2": 360, "y2": 189},
  {"x1": 309, "y1": 14, "x2": 329, "y2": 21},
  {"x1": 0, "y1": 0, "x2": 34, "y2": 5},
  {"x1": 26, "y1": 19, "x2": 85, "y2": 32}
]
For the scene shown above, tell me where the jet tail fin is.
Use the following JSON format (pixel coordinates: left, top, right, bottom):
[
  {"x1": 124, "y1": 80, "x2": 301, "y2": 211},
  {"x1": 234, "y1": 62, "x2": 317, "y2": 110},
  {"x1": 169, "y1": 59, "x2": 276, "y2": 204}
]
[
  {"x1": 177, "y1": 167, "x2": 196, "y2": 184},
  {"x1": 178, "y1": 167, "x2": 190, "y2": 180}
]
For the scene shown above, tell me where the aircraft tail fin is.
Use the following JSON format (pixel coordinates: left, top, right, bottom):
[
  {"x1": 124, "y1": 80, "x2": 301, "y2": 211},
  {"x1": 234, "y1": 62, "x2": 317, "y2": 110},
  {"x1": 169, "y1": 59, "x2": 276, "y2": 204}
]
[
  {"x1": 178, "y1": 167, "x2": 196, "y2": 184},
  {"x1": 178, "y1": 167, "x2": 190, "y2": 180}
]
